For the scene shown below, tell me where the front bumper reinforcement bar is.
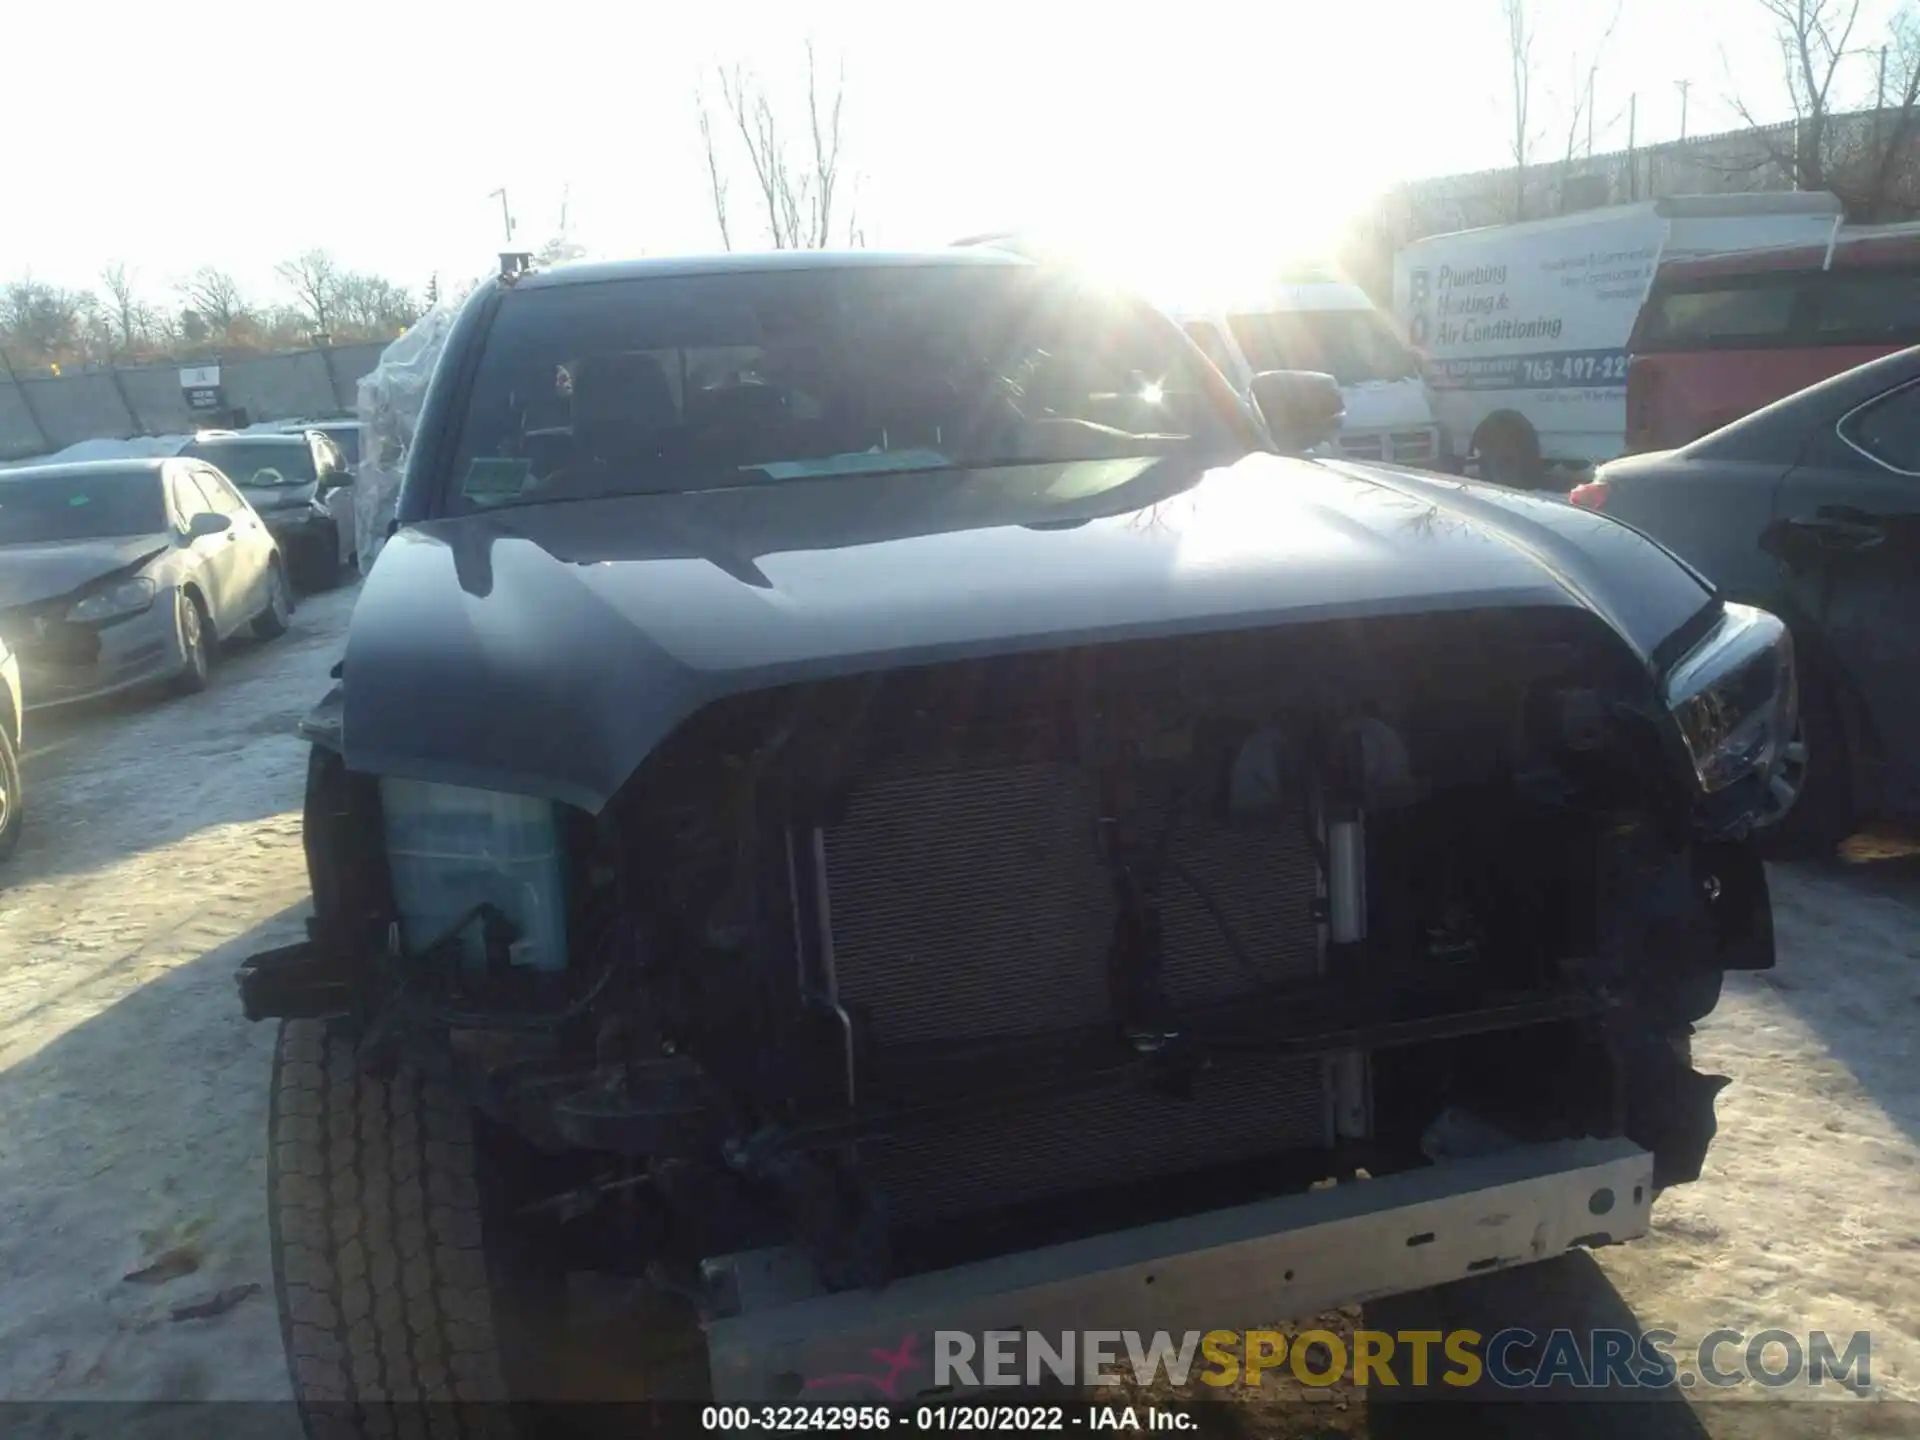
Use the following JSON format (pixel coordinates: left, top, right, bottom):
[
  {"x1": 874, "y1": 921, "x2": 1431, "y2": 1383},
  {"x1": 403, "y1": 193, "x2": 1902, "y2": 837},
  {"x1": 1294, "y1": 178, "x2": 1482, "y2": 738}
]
[{"x1": 702, "y1": 1136, "x2": 1653, "y2": 1402}]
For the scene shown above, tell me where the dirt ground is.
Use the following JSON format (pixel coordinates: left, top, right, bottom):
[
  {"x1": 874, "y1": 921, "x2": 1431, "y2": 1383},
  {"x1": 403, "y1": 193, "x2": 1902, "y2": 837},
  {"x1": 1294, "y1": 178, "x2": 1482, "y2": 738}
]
[{"x1": 0, "y1": 583, "x2": 1915, "y2": 1437}]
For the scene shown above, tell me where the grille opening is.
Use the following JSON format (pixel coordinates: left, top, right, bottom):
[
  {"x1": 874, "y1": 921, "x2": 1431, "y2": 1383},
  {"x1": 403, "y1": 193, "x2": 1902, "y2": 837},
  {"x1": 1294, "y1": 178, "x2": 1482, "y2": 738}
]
[{"x1": 601, "y1": 608, "x2": 1655, "y2": 1274}]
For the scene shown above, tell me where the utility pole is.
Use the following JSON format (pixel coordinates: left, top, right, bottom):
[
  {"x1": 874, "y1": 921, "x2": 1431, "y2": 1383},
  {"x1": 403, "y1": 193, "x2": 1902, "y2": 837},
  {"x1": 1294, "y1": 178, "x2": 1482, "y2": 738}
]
[
  {"x1": 1676, "y1": 79, "x2": 1691, "y2": 142},
  {"x1": 1628, "y1": 93, "x2": 1639, "y2": 200},
  {"x1": 489, "y1": 188, "x2": 516, "y2": 244}
]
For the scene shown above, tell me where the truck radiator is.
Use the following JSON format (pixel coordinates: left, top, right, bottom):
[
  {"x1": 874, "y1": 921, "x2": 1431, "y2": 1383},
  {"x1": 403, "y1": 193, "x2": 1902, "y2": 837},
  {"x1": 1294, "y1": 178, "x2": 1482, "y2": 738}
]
[{"x1": 820, "y1": 758, "x2": 1333, "y2": 1222}]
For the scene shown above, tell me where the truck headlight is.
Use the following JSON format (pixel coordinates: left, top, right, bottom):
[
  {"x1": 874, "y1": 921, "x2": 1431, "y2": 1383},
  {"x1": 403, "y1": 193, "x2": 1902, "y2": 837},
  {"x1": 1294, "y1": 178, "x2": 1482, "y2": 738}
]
[
  {"x1": 1662, "y1": 603, "x2": 1797, "y2": 794},
  {"x1": 378, "y1": 777, "x2": 569, "y2": 972},
  {"x1": 67, "y1": 576, "x2": 157, "y2": 623}
]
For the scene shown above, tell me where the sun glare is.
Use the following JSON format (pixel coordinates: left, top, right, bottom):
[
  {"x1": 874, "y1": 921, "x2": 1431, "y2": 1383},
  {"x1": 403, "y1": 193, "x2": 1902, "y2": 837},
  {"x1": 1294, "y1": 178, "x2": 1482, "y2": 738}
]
[{"x1": 1037, "y1": 194, "x2": 1365, "y2": 318}]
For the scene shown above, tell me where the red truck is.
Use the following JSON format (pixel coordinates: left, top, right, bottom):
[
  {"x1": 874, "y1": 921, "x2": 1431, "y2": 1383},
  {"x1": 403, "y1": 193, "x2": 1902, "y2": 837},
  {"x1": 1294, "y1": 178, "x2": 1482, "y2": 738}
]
[{"x1": 1626, "y1": 220, "x2": 1920, "y2": 452}]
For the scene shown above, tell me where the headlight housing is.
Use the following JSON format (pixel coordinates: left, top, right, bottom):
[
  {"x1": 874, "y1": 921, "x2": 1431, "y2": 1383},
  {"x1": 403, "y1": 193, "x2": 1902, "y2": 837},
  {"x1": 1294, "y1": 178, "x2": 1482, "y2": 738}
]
[
  {"x1": 1662, "y1": 603, "x2": 1797, "y2": 796},
  {"x1": 378, "y1": 777, "x2": 568, "y2": 973},
  {"x1": 67, "y1": 576, "x2": 158, "y2": 624}
]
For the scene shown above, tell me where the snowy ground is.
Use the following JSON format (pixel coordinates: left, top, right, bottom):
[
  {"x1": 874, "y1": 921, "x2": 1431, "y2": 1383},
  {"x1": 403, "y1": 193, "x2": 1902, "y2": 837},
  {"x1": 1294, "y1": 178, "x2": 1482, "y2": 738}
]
[
  {"x1": 0, "y1": 588, "x2": 351, "y2": 1419},
  {"x1": 0, "y1": 584, "x2": 1915, "y2": 1435}
]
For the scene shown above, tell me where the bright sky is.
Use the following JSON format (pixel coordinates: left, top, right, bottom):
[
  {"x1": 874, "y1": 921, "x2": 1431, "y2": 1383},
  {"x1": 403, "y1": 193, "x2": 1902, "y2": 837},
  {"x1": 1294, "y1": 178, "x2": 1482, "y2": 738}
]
[{"x1": 3, "y1": 0, "x2": 1905, "y2": 311}]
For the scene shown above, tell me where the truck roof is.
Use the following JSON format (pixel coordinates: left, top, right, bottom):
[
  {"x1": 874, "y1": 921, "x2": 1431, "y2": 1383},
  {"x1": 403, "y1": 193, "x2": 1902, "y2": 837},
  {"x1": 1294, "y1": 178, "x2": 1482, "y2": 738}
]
[
  {"x1": 1398, "y1": 190, "x2": 1843, "y2": 251},
  {"x1": 518, "y1": 248, "x2": 1033, "y2": 291}
]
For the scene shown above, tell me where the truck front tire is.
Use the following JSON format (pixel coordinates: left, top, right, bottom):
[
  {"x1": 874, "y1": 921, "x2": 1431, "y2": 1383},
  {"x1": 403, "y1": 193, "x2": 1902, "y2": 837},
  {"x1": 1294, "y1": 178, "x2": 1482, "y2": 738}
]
[
  {"x1": 1472, "y1": 416, "x2": 1544, "y2": 489},
  {"x1": 269, "y1": 1019, "x2": 514, "y2": 1437}
]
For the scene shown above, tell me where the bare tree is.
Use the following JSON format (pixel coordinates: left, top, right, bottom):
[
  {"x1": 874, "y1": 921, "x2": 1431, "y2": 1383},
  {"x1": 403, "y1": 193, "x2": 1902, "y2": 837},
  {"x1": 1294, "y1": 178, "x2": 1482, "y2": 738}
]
[
  {"x1": 179, "y1": 266, "x2": 248, "y2": 337},
  {"x1": 718, "y1": 64, "x2": 796, "y2": 247},
  {"x1": 707, "y1": 44, "x2": 852, "y2": 249},
  {"x1": 333, "y1": 273, "x2": 422, "y2": 336},
  {"x1": 1719, "y1": 0, "x2": 1920, "y2": 219},
  {"x1": 1504, "y1": 0, "x2": 1537, "y2": 220},
  {"x1": 804, "y1": 41, "x2": 848, "y2": 249},
  {"x1": 697, "y1": 85, "x2": 734, "y2": 251},
  {"x1": 1546, "y1": 0, "x2": 1626, "y2": 213},
  {"x1": 1844, "y1": 11, "x2": 1920, "y2": 218},
  {"x1": 1730, "y1": 0, "x2": 1864, "y2": 191},
  {"x1": 99, "y1": 262, "x2": 153, "y2": 354},
  {"x1": 0, "y1": 278, "x2": 91, "y2": 362},
  {"x1": 1557, "y1": 2, "x2": 1624, "y2": 169},
  {"x1": 276, "y1": 249, "x2": 343, "y2": 335}
]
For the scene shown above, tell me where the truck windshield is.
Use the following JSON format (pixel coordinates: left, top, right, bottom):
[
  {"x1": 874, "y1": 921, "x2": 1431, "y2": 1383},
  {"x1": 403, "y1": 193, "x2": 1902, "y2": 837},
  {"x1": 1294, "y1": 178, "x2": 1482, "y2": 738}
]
[
  {"x1": 442, "y1": 265, "x2": 1246, "y2": 511},
  {"x1": 1227, "y1": 309, "x2": 1420, "y2": 385}
]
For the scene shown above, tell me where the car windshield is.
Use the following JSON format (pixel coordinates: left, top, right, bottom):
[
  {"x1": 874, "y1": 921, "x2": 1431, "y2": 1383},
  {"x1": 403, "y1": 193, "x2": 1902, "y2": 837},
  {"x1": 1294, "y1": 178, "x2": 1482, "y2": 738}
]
[
  {"x1": 181, "y1": 440, "x2": 317, "y2": 487},
  {"x1": 444, "y1": 265, "x2": 1244, "y2": 510},
  {"x1": 1226, "y1": 308, "x2": 1420, "y2": 385},
  {"x1": 0, "y1": 467, "x2": 168, "y2": 544}
]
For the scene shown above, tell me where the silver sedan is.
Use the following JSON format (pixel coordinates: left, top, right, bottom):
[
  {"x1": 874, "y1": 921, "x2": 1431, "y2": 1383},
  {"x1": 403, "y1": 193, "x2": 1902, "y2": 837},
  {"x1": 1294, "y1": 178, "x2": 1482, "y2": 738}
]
[{"x1": 0, "y1": 458, "x2": 292, "y2": 711}]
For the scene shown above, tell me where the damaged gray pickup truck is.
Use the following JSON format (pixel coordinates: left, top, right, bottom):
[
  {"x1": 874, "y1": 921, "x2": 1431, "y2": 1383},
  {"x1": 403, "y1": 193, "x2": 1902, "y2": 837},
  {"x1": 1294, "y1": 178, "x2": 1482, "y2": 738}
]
[{"x1": 239, "y1": 247, "x2": 1793, "y2": 1428}]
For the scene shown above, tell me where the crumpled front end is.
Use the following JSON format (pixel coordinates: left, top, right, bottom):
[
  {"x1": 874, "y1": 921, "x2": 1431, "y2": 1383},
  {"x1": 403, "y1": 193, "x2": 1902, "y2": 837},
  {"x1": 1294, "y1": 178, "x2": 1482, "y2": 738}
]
[
  {"x1": 1, "y1": 585, "x2": 188, "y2": 710},
  {"x1": 242, "y1": 596, "x2": 1779, "y2": 1335}
]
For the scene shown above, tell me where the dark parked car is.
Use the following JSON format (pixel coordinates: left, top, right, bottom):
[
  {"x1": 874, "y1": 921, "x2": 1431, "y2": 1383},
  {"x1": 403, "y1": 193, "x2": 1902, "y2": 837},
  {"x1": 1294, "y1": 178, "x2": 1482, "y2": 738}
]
[
  {"x1": 312, "y1": 419, "x2": 362, "y2": 469},
  {"x1": 0, "y1": 459, "x2": 291, "y2": 710},
  {"x1": 1575, "y1": 343, "x2": 1920, "y2": 853},
  {"x1": 238, "y1": 250, "x2": 1792, "y2": 1421},
  {"x1": 177, "y1": 430, "x2": 356, "y2": 590},
  {"x1": 277, "y1": 418, "x2": 364, "y2": 470}
]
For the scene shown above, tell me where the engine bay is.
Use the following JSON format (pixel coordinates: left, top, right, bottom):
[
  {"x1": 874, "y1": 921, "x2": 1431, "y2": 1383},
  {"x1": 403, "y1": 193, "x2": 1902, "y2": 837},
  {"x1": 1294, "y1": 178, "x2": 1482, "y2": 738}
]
[{"x1": 288, "y1": 605, "x2": 1763, "y2": 1295}]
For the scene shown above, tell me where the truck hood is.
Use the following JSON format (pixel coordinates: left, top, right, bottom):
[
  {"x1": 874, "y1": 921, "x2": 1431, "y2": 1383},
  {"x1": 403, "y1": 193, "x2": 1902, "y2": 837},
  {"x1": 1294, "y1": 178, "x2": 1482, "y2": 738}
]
[
  {"x1": 0, "y1": 534, "x2": 171, "y2": 611},
  {"x1": 1336, "y1": 379, "x2": 1435, "y2": 433},
  {"x1": 342, "y1": 452, "x2": 1714, "y2": 811}
]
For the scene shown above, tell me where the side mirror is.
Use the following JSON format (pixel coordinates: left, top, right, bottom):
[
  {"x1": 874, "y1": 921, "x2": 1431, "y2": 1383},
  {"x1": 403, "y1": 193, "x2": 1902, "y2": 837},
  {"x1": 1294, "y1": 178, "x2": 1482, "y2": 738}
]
[
  {"x1": 185, "y1": 511, "x2": 232, "y2": 540},
  {"x1": 318, "y1": 470, "x2": 354, "y2": 492},
  {"x1": 1249, "y1": 370, "x2": 1346, "y2": 456}
]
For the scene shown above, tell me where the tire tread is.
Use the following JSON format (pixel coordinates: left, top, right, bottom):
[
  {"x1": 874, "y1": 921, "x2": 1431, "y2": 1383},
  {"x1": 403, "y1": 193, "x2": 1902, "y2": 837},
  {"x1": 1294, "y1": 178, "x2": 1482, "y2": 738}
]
[{"x1": 270, "y1": 1019, "x2": 511, "y2": 1438}]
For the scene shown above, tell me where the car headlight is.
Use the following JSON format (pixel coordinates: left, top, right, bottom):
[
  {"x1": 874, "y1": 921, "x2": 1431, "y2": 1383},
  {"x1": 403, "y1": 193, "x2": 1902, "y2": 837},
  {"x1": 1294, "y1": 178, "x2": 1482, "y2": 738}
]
[
  {"x1": 67, "y1": 576, "x2": 158, "y2": 624},
  {"x1": 1662, "y1": 602, "x2": 1797, "y2": 794},
  {"x1": 378, "y1": 777, "x2": 568, "y2": 972}
]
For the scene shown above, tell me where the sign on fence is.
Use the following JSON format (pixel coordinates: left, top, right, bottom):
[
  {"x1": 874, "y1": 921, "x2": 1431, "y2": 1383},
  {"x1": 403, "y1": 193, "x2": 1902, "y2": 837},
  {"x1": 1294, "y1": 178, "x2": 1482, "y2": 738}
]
[{"x1": 178, "y1": 364, "x2": 224, "y2": 414}]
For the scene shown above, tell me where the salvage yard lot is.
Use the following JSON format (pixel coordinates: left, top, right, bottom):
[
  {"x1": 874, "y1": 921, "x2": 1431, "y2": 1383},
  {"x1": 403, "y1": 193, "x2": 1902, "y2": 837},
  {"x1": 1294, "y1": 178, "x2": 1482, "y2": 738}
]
[{"x1": 0, "y1": 583, "x2": 1916, "y2": 1436}]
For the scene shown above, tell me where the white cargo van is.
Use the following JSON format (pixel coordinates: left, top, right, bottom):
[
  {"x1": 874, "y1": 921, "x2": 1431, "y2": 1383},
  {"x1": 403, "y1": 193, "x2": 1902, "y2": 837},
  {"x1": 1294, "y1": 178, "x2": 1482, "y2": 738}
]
[
  {"x1": 1392, "y1": 192, "x2": 1844, "y2": 486},
  {"x1": 1178, "y1": 281, "x2": 1445, "y2": 468}
]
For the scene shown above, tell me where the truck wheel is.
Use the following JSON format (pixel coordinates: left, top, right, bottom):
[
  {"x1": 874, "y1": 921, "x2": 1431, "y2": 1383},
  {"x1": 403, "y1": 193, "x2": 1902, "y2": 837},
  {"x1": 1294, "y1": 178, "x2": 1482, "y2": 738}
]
[
  {"x1": 269, "y1": 1019, "x2": 515, "y2": 1437},
  {"x1": 1473, "y1": 417, "x2": 1543, "y2": 489}
]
